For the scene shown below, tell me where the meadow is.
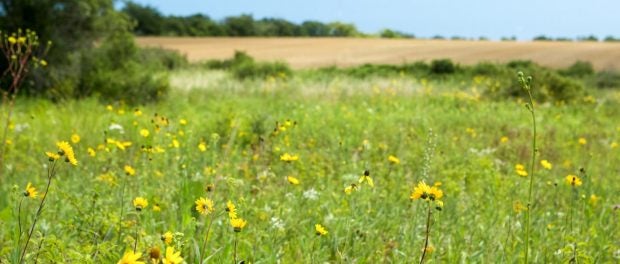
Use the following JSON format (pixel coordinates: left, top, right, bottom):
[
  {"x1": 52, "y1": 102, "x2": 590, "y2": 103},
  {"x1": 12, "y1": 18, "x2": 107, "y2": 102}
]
[{"x1": 0, "y1": 66, "x2": 619, "y2": 263}]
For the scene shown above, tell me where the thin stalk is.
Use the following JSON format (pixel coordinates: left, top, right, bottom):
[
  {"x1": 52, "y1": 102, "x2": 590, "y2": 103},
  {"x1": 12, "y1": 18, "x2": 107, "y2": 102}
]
[
  {"x1": 233, "y1": 233, "x2": 238, "y2": 264},
  {"x1": 19, "y1": 161, "x2": 57, "y2": 263},
  {"x1": 17, "y1": 197, "x2": 23, "y2": 241},
  {"x1": 133, "y1": 213, "x2": 140, "y2": 253},
  {"x1": 419, "y1": 202, "x2": 432, "y2": 264},
  {"x1": 200, "y1": 213, "x2": 215, "y2": 261},
  {"x1": 522, "y1": 75, "x2": 537, "y2": 264},
  {"x1": 33, "y1": 234, "x2": 45, "y2": 264}
]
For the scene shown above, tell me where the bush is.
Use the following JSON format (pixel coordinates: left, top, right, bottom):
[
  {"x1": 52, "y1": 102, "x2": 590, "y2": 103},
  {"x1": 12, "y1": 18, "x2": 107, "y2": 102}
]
[
  {"x1": 559, "y1": 61, "x2": 594, "y2": 78},
  {"x1": 470, "y1": 62, "x2": 507, "y2": 76},
  {"x1": 430, "y1": 59, "x2": 457, "y2": 75},
  {"x1": 77, "y1": 32, "x2": 170, "y2": 104},
  {"x1": 203, "y1": 50, "x2": 254, "y2": 70},
  {"x1": 138, "y1": 47, "x2": 188, "y2": 70},
  {"x1": 232, "y1": 60, "x2": 292, "y2": 80},
  {"x1": 594, "y1": 71, "x2": 620, "y2": 89}
]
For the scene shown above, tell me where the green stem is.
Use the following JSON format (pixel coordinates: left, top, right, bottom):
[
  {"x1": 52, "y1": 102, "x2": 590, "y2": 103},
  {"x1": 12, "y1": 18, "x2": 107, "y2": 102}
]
[
  {"x1": 233, "y1": 233, "x2": 238, "y2": 264},
  {"x1": 523, "y1": 87, "x2": 537, "y2": 264},
  {"x1": 419, "y1": 202, "x2": 432, "y2": 264},
  {"x1": 19, "y1": 161, "x2": 57, "y2": 263},
  {"x1": 200, "y1": 213, "x2": 215, "y2": 261}
]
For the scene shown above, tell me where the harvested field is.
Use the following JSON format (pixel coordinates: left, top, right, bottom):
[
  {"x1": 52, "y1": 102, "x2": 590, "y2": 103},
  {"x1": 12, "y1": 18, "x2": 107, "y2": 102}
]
[{"x1": 136, "y1": 37, "x2": 620, "y2": 70}]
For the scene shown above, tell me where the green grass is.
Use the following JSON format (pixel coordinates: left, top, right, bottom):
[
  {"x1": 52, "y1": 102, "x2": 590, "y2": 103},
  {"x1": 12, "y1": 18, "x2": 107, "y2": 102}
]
[{"x1": 1, "y1": 70, "x2": 619, "y2": 263}]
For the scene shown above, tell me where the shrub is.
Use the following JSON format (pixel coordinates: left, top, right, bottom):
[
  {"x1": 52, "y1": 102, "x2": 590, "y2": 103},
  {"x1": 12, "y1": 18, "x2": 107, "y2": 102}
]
[
  {"x1": 594, "y1": 71, "x2": 620, "y2": 89},
  {"x1": 430, "y1": 59, "x2": 456, "y2": 75},
  {"x1": 232, "y1": 60, "x2": 292, "y2": 80},
  {"x1": 203, "y1": 50, "x2": 254, "y2": 70},
  {"x1": 138, "y1": 47, "x2": 188, "y2": 70},
  {"x1": 77, "y1": 31, "x2": 169, "y2": 104},
  {"x1": 470, "y1": 62, "x2": 507, "y2": 76},
  {"x1": 559, "y1": 61, "x2": 594, "y2": 78}
]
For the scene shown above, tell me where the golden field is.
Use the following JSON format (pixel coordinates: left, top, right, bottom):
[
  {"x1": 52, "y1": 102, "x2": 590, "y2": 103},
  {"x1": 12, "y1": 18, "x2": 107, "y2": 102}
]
[{"x1": 136, "y1": 37, "x2": 620, "y2": 70}]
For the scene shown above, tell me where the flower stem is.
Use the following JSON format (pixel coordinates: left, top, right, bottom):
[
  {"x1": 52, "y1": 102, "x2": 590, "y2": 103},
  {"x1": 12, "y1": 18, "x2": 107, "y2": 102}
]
[
  {"x1": 200, "y1": 213, "x2": 215, "y2": 260},
  {"x1": 419, "y1": 202, "x2": 432, "y2": 264},
  {"x1": 233, "y1": 233, "x2": 238, "y2": 264},
  {"x1": 19, "y1": 161, "x2": 56, "y2": 263},
  {"x1": 133, "y1": 214, "x2": 140, "y2": 253},
  {"x1": 523, "y1": 79, "x2": 537, "y2": 264}
]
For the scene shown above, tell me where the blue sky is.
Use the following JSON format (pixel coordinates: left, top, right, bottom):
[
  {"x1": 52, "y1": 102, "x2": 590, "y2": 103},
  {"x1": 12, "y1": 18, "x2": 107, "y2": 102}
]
[{"x1": 126, "y1": 0, "x2": 620, "y2": 40}]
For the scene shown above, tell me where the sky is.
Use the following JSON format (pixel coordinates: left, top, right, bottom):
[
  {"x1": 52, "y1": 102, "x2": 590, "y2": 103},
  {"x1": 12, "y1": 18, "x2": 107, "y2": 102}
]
[{"x1": 126, "y1": 0, "x2": 620, "y2": 40}]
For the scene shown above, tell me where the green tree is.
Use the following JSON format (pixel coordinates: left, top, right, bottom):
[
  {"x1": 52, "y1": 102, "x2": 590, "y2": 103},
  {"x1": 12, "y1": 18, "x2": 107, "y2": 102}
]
[
  {"x1": 223, "y1": 14, "x2": 256, "y2": 36},
  {"x1": 122, "y1": 1, "x2": 164, "y2": 35},
  {"x1": 327, "y1": 22, "x2": 359, "y2": 37},
  {"x1": 300, "y1": 21, "x2": 330, "y2": 36}
]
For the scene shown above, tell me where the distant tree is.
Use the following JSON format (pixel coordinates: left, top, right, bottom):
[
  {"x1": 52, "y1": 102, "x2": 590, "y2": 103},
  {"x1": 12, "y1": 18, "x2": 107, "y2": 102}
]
[
  {"x1": 183, "y1": 14, "x2": 224, "y2": 36},
  {"x1": 554, "y1": 37, "x2": 573, "y2": 42},
  {"x1": 380, "y1": 29, "x2": 414, "y2": 39},
  {"x1": 533, "y1": 35, "x2": 552, "y2": 41},
  {"x1": 223, "y1": 14, "x2": 256, "y2": 36},
  {"x1": 380, "y1": 29, "x2": 398, "y2": 38},
  {"x1": 604, "y1": 35, "x2": 619, "y2": 42},
  {"x1": 300, "y1": 20, "x2": 330, "y2": 36},
  {"x1": 501, "y1": 36, "x2": 517, "y2": 41},
  {"x1": 256, "y1": 18, "x2": 299, "y2": 36},
  {"x1": 122, "y1": 1, "x2": 164, "y2": 35},
  {"x1": 327, "y1": 22, "x2": 358, "y2": 37},
  {"x1": 577, "y1": 35, "x2": 598, "y2": 42},
  {"x1": 431, "y1": 35, "x2": 445, "y2": 40}
]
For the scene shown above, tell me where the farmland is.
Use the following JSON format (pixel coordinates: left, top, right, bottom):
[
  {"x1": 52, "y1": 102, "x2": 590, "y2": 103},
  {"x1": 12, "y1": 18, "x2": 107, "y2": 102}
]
[{"x1": 137, "y1": 37, "x2": 620, "y2": 70}]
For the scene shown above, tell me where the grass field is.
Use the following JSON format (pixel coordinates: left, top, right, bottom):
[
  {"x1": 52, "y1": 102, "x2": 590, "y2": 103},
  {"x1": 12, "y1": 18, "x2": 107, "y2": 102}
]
[
  {"x1": 137, "y1": 37, "x2": 620, "y2": 70},
  {"x1": 1, "y1": 68, "x2": 619, "y2": 263}
]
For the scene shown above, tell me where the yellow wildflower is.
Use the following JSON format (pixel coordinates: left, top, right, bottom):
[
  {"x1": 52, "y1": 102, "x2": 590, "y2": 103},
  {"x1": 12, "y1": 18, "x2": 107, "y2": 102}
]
[
  {"x1": 230, "y1": 217, "x2": 247, "y2": 232},
  {"x1": 515, "y1": 164, "x2": 528, "y2": 177},
  {"x1": 198, "y1": 142, "x2": 207, "y2": 152},
  {"x1": 161, "y1": 232, "x2": 173, "y2": 245},
  {"x1": 578, "y1": 137, "x2": 587, "y2": 145},
  {"x1": 124, "y1": 165, "x2": 136, "y2": 176},
  {"x1": 152, "y1": 203, "x2": 161, "y2": 212},
  {"x1": 410, "y1": 181, "x2": 431, "y2": 200},
  {"x1": 500, "y1": 136, "x2": 509, "y2": 143},
  {"x1": 140, "y1": 129, "x2": 150, "y2": 138},
  {"x1": 565, "y1": 175, "x2": 582, "y2": 187},
  {"x1": 87, "y1": 148, "x2": 96, "y2": 157},
  {"x1": 226, "y1": 200, "x2": 237, "y2": 219},
  {"x1": 287, "y1": 176, "x2": 300, "y2": 185},
  {"x1": 71, "y1": 134, "x2": 80, "y2": 144},
  {"x1": 134, "y1": 109, "x2": 142, "y2": 117},
  {"x1": 388, "y1": 155, "x2": 400, "y2": 165},
  {"x1": 344, "y1": 184, "x2": 357, "y2": 195},
  {"x1": 280, "y1": 153, "x2": 299, "y2": 162},
  {"x1": 45, "y1": 151, "x2": 60, "y2": 161},
  {"x1": 162, "y1": 247, "x2": 183, "y2": 264},
  {"x1": 315, "y1": 224, "x2": 328, "y2": 236},
  {"x1": 133, "y1": 197, "x2": 148, "y2": 211},
  {"x1": 195, "y1": 197, "x2": 214, "y2": 215},
  {"x1": 57, "y1": 141, "x2": 78, "y2": 166},
  {"x1": 358, "y1": 170, "x2": 374, "y2": 187},
  {"x1": 179, "y1": 119, "x2": 187, "y2": 125},
  {"x1": 23, "y1": 182, "x2": 38, "y2": 199},
  {"x1": 540, "y1": 160, "x2": 552, "y2": 170},
  {"x1": 117, "y1": 251, "x2": 144, "y2": 264}
]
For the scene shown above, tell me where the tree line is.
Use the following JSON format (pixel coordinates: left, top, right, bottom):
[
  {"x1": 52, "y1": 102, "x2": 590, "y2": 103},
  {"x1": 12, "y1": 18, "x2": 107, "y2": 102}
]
[{"x1": 122, "y1": 1, "x2": 413, "y2": 38}]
